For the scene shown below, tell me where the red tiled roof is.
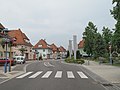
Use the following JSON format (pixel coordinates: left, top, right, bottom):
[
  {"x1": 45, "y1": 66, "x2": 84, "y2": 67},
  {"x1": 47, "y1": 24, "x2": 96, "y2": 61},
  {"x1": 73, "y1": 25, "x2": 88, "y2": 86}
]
[
  {"x1": 8, "y1": 29, "x2": 32, "y2": 47},
  {"x1": 78, "y1": 39, "x2": 84, "y2": 48},
  {"x1": 22, "y1": 33, "x2": 29, "y2": 40},
  {"x1": 0, "y1": 23, "x2": 5, "y2": 29},
  {"x1": 58, "y1": 46, "x2": 66, "y2": 52},
  {"x1": 50, "y1": 43, "x2": 58, "y2": 52},
  {"x1": 33, "y1": 39, "x2": 51, "y2": 49}
]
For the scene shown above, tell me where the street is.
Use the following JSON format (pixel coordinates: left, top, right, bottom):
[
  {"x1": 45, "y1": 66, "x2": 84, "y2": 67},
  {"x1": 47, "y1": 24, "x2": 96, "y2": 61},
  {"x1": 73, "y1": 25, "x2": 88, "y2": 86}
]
[{"x1": 0, "y1": 60, "x2": 106, "y2": 90}]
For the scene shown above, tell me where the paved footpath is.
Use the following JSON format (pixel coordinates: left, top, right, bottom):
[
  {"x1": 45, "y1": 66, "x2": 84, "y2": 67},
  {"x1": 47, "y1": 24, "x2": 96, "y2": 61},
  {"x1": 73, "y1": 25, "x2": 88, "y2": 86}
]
[
  {"x1": 0, "y1": 61, "x2": 33, "y2": 84},
  {"x1": 83, "y1": 60, "x2": 120, "y2": 88}
]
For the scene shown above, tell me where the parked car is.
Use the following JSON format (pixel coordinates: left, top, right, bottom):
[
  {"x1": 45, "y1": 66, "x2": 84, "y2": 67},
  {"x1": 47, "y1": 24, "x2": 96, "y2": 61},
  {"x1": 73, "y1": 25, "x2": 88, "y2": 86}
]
[
  {"x1": 13, "y1": 56, "x2": 26, "y2": 64},
  {"x1": 0, "y1": 58, "x2": 16, "y2": 66}
]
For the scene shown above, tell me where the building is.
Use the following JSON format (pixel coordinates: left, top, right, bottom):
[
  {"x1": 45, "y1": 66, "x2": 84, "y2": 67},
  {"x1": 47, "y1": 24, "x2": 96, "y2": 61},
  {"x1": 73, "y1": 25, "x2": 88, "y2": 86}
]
[
  {"x1": 33, "y1": 39, "x2": 52, "y2": 60},
  {"x1": 78, "y1": 39, "x2": 88, "y2": 57},
  {"x1": 8, "y1": 29, "x2": 33, "y2": 60},
  {"x1": 58, "y1": 46, "x2": 67, "y2": 59},
  {"x1": 0, "y1": 23, "x2": 12, "y2": 59},
  {"x1": 50, "y1": 43, "x2": 59, "y2": 59}
]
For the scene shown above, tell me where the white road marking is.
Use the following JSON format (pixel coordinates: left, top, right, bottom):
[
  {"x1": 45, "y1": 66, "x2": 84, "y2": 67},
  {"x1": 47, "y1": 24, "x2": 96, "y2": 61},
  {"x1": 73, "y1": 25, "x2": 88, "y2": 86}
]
[
  {"x1": 55, "y1": 71, "x2": 62, "y2": 78},
  {"x1": 67, "y1": 71, "x2": 75, "y2": 78},
  {"x1": 41, "y1": 71, "x2": 52, "y2": 78},
  {"x1": 47, "y1": 62, "x2": 55, "y2": 67},
  {"x1": 16, "y1": 72, "x2": 33, "y2": 78},
  {"x1": 44, "y1": 62, "x2": 54, "y2": 67},
  {"x1": 29, "y1": 71, "x2": 43, "y2": 78},
  {"x1": 44, "y1": 62, "x2": 48, "y2": 67},
  {"x1": 16, "y1": 71, "x2": 89, "y2": 79},
  {"x1": 77, "y1": 71, "x2": 88, "y2": 78}
]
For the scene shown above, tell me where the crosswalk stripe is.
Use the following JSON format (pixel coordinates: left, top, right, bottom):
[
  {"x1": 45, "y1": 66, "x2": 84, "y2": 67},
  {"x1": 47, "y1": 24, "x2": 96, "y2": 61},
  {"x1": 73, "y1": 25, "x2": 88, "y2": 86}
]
[
  {"x1": 77, "y1": 71, "x2": 88, "y2": 78},
  {"x1": 55, "y1": 71, "x2": 62, "y2": 78},
  {"x1": 41, "y1": 71, "x2": 52, "y2": 78},
  {"x1": 29, "y1": 71, "x2": 43, "y2": 78},
  {"x1": 67, "y1": 71, "x2": 75, "y2": 78},
  {"x1": 16, "y1": 72, "x2": 33, "y2": 78},
  {"x1": 16, "y1": 71, "x2": 89, "y2": 79}
]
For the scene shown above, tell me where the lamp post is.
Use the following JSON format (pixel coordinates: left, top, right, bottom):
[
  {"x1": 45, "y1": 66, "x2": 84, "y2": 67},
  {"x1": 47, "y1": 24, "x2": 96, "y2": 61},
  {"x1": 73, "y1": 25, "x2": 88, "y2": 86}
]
[
  {"x1": 2, "y1": 28, "x2": 10, "y2": 73},
  {"x1": 4, "y1": 38, "x2": 10, "y2": 73},
  {"x1": 9, "y1": 38, "x2": 16, "y2": 72}
]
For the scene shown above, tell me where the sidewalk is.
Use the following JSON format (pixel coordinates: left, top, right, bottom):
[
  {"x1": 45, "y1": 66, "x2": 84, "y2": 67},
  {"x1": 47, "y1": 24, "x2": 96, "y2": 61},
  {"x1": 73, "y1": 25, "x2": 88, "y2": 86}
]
[
  {"x1": 0, "y1": 65, "x2": 24, "y2": 79},
  {"x1": 0, "y1": 61, "x2": 33, "y2": 83},
  {"x1": 83, "y1": 60, "x2": 120, "y2": 85}
]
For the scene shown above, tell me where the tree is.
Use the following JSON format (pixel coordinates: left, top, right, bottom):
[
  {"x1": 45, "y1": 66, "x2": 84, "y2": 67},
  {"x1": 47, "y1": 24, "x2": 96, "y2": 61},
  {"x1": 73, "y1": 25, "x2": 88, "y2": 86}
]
[
  {"x1": 111, "y1": 0, "x2": 120, "y2": 53},
  {"x1": 76, "y1": 50, "x2": 81, "y2": 59},
  {"x1": 19, "y1": 47, "x2": 27, "y2": 56},
  {"x1": 102, "y1": 27, "x2": 113, "y2": 54},
  {"x1": 94, "y1": 33, "x2": 106, "y2": 58},
  {"x1": 83, "y1": 22, "x2": 97, "y2": 57}
]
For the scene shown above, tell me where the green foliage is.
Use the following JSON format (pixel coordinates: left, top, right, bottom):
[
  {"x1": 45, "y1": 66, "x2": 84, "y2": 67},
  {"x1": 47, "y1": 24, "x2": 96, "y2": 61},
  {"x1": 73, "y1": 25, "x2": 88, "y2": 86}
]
[
  {"x1": 102, "y1": 27, "x2": 113, "y2": 45},
  {"x1": 65, "y1": 57, "x2": 85, "y2": 64},
  {"x1": 19, "y1": 47, "x2": 27, "y2": 56},
  {"x1": 83, "y1": 22, "x2": 112, "y2": 59},
  {"x1": 83, "y1": 22, "x2": 97, "y2": 57},
  {"x1": 0, "y1": 38, "x2": 6, "y2": 48},
  {"x1": 111, "y1": 0, "x2": 120, "y2": 53},
  {"x1": 102, "y1": 27, "x2": 113, "y2": 55},
  {"x1": 93, "y1": 33, "x2": 106, "y2": 58},
  {"x1": 76, "y1": 50, "x2": 81, "y2": 59}
]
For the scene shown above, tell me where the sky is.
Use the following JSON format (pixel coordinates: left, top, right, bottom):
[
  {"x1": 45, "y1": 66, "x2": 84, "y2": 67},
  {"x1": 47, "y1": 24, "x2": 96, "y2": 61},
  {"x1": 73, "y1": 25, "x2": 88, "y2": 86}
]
[{"x1": 0, "y1": 0, "x2": 116, "y2": 49}]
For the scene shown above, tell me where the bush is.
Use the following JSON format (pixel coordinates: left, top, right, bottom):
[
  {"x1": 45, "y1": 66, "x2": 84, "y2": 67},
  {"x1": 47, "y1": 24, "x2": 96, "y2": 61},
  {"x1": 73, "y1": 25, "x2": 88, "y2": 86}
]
[{"x1": 65, "y1": 57, "x2": 85, "y2": 64}]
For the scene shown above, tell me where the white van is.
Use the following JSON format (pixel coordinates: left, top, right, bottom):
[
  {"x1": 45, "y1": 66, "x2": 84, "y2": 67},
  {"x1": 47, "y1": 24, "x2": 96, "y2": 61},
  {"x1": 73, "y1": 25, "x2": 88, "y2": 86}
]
[{"x1": 13, "y1": 56, "x2": 26, "y2": 64}]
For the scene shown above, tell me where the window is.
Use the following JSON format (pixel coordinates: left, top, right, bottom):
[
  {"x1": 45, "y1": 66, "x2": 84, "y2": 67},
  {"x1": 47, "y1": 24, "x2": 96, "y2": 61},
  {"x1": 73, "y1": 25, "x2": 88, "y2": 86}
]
[
  {"x1": 43, "y1": 49, "x2": 45, "y2": 52},
  {"x1": 38, "y1": 45, "x2": 42, "y2": 47},
  {"x1": 43, "y1": 54, "x2": 46, "y2": 57}
]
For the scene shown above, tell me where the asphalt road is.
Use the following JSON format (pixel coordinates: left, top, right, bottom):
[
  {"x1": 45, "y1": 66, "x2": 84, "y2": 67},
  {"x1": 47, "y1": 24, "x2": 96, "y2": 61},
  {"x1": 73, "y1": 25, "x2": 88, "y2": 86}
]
[{"x1": 0, "y1": 60, "x2": 106, "y2": 90}]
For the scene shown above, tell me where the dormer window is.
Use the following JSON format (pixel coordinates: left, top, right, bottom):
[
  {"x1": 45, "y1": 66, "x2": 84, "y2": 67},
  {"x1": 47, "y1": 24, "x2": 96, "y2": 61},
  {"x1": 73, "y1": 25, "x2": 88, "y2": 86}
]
[
  {"x1": 38, "y1": 45, "x2": 42, "y2": 47},
  {"x1": 24, "y1": 39, "x2": 30, "y2": 43}
]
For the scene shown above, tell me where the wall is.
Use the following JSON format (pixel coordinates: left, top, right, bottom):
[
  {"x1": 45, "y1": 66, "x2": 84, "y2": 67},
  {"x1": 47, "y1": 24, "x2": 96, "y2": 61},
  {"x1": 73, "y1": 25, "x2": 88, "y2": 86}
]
[
  {"x1": 36, "y1": 48, "x2": 52, "y2": 59},
  {"x1": 12, "y1": 45, "x2": 34, "y2": 60}
]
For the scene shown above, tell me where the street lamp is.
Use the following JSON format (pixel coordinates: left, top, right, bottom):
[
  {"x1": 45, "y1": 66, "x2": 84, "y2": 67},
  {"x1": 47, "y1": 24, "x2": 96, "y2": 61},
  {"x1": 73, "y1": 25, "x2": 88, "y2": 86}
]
[
  {"x1": 3, "y1": 38, "x2": 10, "y2": 73},
  {"x1": 9, "y1": 38, "x2": 16, "y2": 72},
  {"x1": 3, "y1": 28, "x2": 10, "y2": 73}
]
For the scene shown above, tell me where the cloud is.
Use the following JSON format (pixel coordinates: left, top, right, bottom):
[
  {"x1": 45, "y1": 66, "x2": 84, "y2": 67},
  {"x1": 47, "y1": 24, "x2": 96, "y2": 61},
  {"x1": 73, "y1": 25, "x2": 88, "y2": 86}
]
[{"x1": 0, "y1": 0, "x2": 115, "y2": 48}]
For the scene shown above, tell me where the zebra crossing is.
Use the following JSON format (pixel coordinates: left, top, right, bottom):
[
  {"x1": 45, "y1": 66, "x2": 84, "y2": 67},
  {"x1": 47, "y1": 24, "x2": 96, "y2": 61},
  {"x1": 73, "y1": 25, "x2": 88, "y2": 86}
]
[{"x1": 16, "y1": 71, "x2": 88, "y2": 79}]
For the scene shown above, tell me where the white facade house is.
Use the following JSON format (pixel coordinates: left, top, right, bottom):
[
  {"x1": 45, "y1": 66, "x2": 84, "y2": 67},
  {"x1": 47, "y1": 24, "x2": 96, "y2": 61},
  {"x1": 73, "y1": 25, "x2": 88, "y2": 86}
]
[
  {"x1": 35, "y1": 48, "x2": 52, "y2": 60},
  {"x1": 33, "y1": 39, "x2": 52, "y2": 60},
  {"x1": 8, "y1": 29, "x2": 34, "y2": 60},
  {"x1": 58, "y1": 46, "x2": 67, "y2": 59}
]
